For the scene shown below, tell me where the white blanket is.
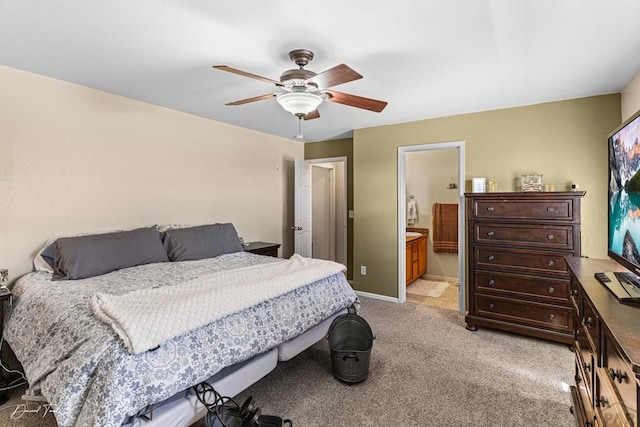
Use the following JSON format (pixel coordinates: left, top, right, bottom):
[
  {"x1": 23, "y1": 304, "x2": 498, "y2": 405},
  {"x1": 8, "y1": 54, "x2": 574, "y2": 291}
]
[{"x1": 92, "y1": 254, "x2": 345, "y2": 354}]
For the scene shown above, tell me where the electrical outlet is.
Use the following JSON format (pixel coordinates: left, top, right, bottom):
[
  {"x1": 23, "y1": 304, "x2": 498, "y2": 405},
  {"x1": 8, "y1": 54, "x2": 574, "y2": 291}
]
[
  {"x1": 360, "y1": 266, "x2": 367, "y2": 275},
  {"x1": 0, "y1": 269, "x2": 8, "y2": 283}
]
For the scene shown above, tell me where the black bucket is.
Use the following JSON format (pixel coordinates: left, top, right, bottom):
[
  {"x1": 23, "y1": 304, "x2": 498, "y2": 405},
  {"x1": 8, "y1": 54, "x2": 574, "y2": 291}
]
[{"x1": 327, "y1": 314, "x2": 373, "y2": 383}]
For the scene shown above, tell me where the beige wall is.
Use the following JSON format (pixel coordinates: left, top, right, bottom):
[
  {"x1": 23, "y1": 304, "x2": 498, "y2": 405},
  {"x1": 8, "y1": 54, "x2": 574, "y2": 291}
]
[
  {"x1": 622, "y1": 69, "x2": 640, "y2": 121},
  {"x1": 406, "y1": 149, "x2": 459, "y2": 278},
  {"x1": 0, "y1": 65, "x2": 303, "y2": 282},
  {"x1": 353, "y1": 94, "x2": 621, "y2": 298}
]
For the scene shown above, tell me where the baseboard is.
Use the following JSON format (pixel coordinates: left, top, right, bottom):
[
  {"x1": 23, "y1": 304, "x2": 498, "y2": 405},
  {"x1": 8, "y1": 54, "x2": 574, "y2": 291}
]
[{"x1": 355, "y1": 290, "x2": 399, "y2": 303}]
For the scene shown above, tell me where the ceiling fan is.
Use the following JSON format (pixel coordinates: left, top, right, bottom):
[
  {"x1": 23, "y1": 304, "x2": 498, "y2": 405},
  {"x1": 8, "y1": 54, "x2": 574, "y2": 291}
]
[{"x1": 213, "y1": 49, "x2": 388, "y2": 121}]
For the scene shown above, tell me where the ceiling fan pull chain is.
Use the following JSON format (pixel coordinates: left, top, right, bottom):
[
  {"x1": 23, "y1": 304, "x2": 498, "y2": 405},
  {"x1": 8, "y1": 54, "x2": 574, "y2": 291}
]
[{"x1": 296, "y1": 116, "x2": 304, "y2": 140}]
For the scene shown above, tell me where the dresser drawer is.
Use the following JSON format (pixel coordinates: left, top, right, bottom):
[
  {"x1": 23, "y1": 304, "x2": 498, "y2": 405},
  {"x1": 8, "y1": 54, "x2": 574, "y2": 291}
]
[
  {"x1": 595, "y1": 367, "x2": 633, "y2": 427},
  {"x1": 473, "y1": 223, "x2": 575, "y2": 250},
  {"x1": 570, "y1": 273, "x2": 581, "y2": 312},
  {"x1": 471, "y1": 198, "x2": 575, "y2": 221},
  {"x1": 571, "y1": 384, "x2": 595, "y2": 427},
  {"x1": 473, "y1": 247, "x2": 571, "y2": 276},
  {"x1": 574, "y1": 350, "x2": 595, "y2": 423},
  {"x1": 474, "y1": 270, "x2": 569, "y2": 304},
  {"x1": 475, "y1": 294, "x2": 573, "y2": 333},
  {"x1": 576, "y1": 329, "x2": 595, "y2": 392},
  {"x1": 581, "y1": 295, "x2": 600, "y2": 356},
  {"x1": 605, "y1": 336, "x2": 638, "y2": 427}
]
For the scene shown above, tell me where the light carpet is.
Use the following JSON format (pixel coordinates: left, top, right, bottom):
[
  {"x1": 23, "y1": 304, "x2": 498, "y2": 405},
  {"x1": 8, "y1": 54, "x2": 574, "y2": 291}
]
[
  {"x1": 201, "y1": 297, "x2": 575, "y2": 427},
  {"x1": 1, "y1": 297, "x2": 576, "y2": 427},
  {"x1": 407, "y1": 278, "x2": 449, "y2": 298}
]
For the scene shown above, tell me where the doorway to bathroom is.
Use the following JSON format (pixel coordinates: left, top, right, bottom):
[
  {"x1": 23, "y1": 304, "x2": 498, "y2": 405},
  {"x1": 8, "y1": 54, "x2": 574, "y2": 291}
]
[{"x1": 397, "y1": 141, "x2": 465, "y2": 314}]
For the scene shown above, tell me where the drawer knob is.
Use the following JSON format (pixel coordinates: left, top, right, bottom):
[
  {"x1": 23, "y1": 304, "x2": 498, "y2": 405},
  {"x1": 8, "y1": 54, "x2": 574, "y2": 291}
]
[
  {"x1": 596, "y1": 396, "x2": 608, "y2": 408},
  {"x1": 548, "y1": 314, "x2": 555, "y2": 320},
  {"x1": 582, "y1": 316, "x2": 594, "y2": 328},
  {"x1": 547, "y1": 287, "x2": 555, "y2": 294},
  {"x1": 487, "y1": 231, "x2": 495, "y2": 237},
  {"x1": 486, "y1": 206, "x2": 495, "y2": 211},
  {"x1": 487, "y1": 279, "x2": 495, "y2": 286},
  {"x1": 488, "y1": 303, "x2": 495, "y2": 310},
  {"x1": 570, "y1": 289, "x2": 578, "y2": 296},
  {"x1": 547, "y1": 260, "x2": 555, "y2": 267},
  {"x1": 608, "y1": 368, "x2": 629, "y2": 383},
  {"x1": 547, "y1": 234, "x2": 555, "y2": 240},
  {"x1": 547, "y1": 206, "x2": 555, "y2": 213},
  {"x1": 487, "y1": 255, "x2": 495, "y2": 261}
]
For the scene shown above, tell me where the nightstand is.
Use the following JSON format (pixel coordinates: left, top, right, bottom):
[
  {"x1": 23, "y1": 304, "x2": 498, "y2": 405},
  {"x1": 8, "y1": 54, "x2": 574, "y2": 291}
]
[
  {"x1": 0, "y1": 290, "x2": 11, "y2": 405},
  {"x1": 243, "y1": 242, "x2": 281, "y2": 257}
]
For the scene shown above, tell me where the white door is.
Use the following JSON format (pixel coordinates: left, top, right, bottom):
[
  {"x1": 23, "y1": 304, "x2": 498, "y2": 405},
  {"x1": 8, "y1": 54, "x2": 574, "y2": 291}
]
[{"x1": 294, "y1": 159, "x2": 312, "y2": 257}]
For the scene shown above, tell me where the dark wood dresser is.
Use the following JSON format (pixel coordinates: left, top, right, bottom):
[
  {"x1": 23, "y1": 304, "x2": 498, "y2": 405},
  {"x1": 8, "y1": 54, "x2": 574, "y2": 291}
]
[
  {"x1": 465, "y1": 191, "x2": 584, "y2": 344},
  {"x1": 566, "y1": 257, "x2": 640, "y2": 427}
]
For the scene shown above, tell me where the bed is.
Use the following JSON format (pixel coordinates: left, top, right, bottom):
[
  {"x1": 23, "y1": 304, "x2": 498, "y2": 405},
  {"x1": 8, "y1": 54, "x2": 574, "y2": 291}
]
[{"x1": 4, "y1": 224, "x2": 357, "y2": 427}]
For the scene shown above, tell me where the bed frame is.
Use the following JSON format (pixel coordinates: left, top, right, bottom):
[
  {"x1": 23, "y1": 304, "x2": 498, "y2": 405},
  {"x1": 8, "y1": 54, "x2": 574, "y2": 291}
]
[{"x1": 123, "y1": 308, "x2": 346, "y2": 426}]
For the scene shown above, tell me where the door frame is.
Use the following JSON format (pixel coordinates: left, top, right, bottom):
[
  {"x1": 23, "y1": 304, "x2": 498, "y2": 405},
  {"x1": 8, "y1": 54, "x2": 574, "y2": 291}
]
[
  {"x1": 397, "y1": 141, "x2": 466, "y2": 314},
  {"x1": 304, "y1": 156, "x2": 348, "y2": 265},
  {"x1": 294, "y1": 159, "x2": 312, "y2": 257}
]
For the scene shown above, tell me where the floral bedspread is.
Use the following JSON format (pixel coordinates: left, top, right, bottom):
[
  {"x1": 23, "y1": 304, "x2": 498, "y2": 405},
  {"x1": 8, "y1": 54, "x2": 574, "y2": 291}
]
[{"x1": 4, "y1": 252, "x2": 357, "y2": 427}]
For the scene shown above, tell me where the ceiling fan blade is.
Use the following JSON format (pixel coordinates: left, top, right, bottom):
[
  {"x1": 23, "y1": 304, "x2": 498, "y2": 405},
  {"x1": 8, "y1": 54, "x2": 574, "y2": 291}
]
[
  {"x1": 325, "y1": 90, "x2": 388, "y2": 113},
  {"x1": 303, "y1": 109, "x2": 320, "y2": 120},
  {"x1": 225, "y1": 93, "x2": 276, "y2": 106},
  {"x1": 213, "y1": 66, "x2": 283, "y2": 86},
  {"x1": 306, "y1": 64, "x2": 362, "y2": 89}
]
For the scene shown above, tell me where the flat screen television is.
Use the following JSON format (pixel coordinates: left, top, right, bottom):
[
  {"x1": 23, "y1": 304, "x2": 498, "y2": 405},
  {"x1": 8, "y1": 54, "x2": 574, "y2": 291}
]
[
  {"x1": 605, "y1": 108, "x2": 640, "y2": 302},
  {"x1": 608, "y1": 108, "x2": 640, "y2": 275}
]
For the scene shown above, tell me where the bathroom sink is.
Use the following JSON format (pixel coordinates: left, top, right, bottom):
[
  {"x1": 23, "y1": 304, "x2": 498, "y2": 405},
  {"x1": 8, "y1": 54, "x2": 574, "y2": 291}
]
[{"x1": 406, "y1": 231, "x2": 422, "y2": 237}]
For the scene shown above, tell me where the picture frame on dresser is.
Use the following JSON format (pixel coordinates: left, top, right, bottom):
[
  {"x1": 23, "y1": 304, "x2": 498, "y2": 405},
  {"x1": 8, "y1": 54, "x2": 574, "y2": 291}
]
[{"x1": 464, "y1": 191, "x2": 585, "y2": 344}]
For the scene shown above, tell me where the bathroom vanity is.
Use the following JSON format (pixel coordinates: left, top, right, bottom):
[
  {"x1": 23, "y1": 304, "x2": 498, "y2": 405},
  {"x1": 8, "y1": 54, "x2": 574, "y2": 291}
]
[{"x1": 406, "y1": 228, "x2": 428, "y2": 285}]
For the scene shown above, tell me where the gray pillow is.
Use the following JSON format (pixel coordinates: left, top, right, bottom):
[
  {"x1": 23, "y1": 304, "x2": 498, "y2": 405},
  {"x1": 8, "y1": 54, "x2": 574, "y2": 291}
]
[
  {"x1": 52, "y1": 227, "x2": 169, "y2": 280},
  {"x1": 162, "y1": 223, "x2": 243, "y2": 262},
  {"x1": 40, "y1": 242, "x2": 56, "y2": 269}
]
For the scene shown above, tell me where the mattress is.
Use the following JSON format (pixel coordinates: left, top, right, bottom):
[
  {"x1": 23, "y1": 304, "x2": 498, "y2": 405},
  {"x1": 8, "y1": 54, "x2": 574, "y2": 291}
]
[{"x1": 4, "y1": 252, "x2": 357, "y2": 427}]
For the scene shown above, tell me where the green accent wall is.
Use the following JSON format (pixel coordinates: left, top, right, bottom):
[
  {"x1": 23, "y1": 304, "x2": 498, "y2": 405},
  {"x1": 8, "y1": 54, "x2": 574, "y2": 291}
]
[
  {"x1": 304, "y1": 138, "x2": 354, "y2": 280},
  {"x1": 353, "y1": 94, "x2": 621, "y2": 298}
]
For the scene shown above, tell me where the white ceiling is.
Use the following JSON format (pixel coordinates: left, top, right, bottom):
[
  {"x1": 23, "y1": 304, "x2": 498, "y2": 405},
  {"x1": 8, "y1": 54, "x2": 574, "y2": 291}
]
[{"x1": 2, "y1": 1, "x2": 640, "y2": 142}]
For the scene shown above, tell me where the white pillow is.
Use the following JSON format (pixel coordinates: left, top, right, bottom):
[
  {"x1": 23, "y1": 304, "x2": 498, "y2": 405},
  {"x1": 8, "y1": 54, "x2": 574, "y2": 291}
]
[
  {"x1": 155, "y1": 224, "x2": 193, "y2": 234},
  {"x1": 33, "y1": 238, "x2": 56, "y2": 273}
]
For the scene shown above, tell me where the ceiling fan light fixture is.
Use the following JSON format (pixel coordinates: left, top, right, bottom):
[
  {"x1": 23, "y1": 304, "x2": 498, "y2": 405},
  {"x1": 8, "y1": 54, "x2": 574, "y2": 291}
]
[{"x1": 276, "y1": 92, "x2": 322, "y2": 116}]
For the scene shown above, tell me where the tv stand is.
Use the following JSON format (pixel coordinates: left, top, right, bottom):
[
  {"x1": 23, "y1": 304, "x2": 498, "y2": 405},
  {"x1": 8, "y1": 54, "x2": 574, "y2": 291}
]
[
  {"x1": 566, "y1": 257, "x2": 640, "y2": 426},
  {"x1": 594, "y1": 271, "x2": 640, "y2": 303}
]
